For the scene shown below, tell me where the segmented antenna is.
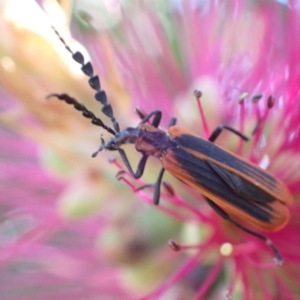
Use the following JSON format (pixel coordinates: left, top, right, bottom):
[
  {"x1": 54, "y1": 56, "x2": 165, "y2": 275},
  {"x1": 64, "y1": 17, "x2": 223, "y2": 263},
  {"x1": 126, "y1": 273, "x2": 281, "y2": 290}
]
[
  {"x1": 46, "y1": 93, "x2": 116, "y2": 135},
  {"x1": 51, "y1": 26, "x2": 120, "y2": 133}
]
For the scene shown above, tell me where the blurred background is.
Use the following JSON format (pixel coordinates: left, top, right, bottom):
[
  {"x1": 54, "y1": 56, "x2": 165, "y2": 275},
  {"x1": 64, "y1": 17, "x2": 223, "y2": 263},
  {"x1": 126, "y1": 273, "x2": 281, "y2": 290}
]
[{"x1": 1, "y1": 0, "x2": 300, "y2": 299}]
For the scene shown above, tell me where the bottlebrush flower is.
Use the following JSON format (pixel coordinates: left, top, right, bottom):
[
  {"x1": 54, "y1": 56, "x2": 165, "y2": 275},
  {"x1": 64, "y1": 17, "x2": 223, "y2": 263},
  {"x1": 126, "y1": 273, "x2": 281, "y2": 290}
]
[{"x1": 1, "y1": 0, "x2": 300, "y2": 299}]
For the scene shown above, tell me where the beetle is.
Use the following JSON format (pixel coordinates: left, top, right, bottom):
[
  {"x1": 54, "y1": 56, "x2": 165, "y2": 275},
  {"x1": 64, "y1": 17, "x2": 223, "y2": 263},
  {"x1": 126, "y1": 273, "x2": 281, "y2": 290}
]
[{"x1": 48, "y1": 27, "x2": 293, "y2": 265}]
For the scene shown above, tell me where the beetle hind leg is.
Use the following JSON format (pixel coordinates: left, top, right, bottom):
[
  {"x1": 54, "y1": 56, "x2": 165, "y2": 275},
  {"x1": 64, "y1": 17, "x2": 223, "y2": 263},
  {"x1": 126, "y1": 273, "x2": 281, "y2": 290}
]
[{"x1": 204, "y1": 197, "x2": 283, "y2": 265}]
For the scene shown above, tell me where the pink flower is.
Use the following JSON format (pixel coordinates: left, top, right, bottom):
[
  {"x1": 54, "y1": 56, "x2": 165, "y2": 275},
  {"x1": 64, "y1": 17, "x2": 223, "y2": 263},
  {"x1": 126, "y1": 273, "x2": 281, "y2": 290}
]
[
  {"x1": 83, "y1": 1, "x2": 300, "y2": 298},
  {"x1": 1, "y1": 0, "x2": 300, "y2": 299}
]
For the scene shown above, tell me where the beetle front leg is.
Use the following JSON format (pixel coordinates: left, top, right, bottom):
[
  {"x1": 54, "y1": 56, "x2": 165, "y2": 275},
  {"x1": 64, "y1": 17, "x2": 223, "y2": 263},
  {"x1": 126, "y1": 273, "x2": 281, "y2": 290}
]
[
  {"x1": 135, "y1": 108, "x2": 162, "y2": 128},
  {"x1": 138, "y1": 110, "x2": 162, "y2": 128},
  {"x1": 118, "y1": 149, "x2": 164, "y2": 205},
  {"x1": 118, "y1": 149, "x2": 148, "y2": 178}
]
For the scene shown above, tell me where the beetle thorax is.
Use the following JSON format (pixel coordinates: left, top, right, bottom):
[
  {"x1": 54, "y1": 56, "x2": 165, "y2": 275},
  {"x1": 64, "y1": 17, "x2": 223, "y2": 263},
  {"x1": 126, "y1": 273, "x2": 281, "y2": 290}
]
[{"x1": 135, "y1": 123, "x2": 172, "y2": 157}]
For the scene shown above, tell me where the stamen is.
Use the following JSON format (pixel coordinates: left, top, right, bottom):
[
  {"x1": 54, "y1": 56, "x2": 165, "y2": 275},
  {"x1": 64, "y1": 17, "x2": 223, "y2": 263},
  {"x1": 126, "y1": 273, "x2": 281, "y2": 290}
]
[
  {"x1": 169, "y1": 240, "x2": 181, "y2": 251},
  {"x1": 194, "y1": 90, "x2": 210, "y2": 139},
  {"x1": 250, "y1": 95, "x2": 275, "y2": 162},
  {"x1": 162, "y1": 182, "x2": 175, "y2": 196},
  {"x1": 169, "y1": 239, "x2": 205, "y2": 251},
  {"x1": 267, "y1": 95, "x2": 275, "y2": 108},
  {"x1": 116, "y1": 170, "x2": 126, "y2": 180},
  {"x1": 220, "y1": 242, "x2": 234, "y2": 257},
  {"x1": 237, "y1": 93, "x2": 246, "y2": 155},
  {"x1": 251, "y1": 93, "x2": 263, "y2": 103},
  {"x1": 238, "y1": 92, "x2": 248, "y2": 104}
]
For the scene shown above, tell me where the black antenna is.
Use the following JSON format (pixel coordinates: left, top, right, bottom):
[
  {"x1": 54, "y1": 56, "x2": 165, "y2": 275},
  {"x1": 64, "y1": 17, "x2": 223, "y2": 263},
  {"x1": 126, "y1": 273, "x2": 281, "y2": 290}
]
[
  {"x1": 50, "y1": 26, "x2": 120, "y2": 133},
  {"x1": 46, "y1": 93, "x2": 116, "y2": 135}
]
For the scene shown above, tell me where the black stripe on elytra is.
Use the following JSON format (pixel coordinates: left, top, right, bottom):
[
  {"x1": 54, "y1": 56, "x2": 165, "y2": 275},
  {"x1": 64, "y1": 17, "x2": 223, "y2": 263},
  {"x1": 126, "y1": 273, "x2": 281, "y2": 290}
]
[
  {"x1": 174, "y1": 134, "x2": 278, "y2": 190},
  {"x1": 172, "y1": 146, "x2": 275, "y2": 222}
]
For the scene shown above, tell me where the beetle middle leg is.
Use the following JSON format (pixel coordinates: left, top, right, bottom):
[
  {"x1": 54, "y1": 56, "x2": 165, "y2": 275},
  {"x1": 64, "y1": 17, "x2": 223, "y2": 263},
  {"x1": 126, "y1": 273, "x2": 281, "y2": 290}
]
[{"x1": 204, "y1": 197, "x2": 283, "y2": 265}]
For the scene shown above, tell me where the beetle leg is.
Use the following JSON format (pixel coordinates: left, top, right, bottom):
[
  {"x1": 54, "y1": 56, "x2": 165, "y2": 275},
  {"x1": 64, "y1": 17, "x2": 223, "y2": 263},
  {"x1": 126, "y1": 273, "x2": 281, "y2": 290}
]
[
  {"x1": 150, "y1": 117, "x2": 177, "y2": 204},
  {"x1": 135, "y1": 108, "x2": 162, "y2": 127},
  {"x1": 151, "y1": 168, "x2": 165, "y2": 205},
  {"x1": 135, "y1": 108, "x2": 147, "y2": 120},
  {"x1": 150, "y1": 111, "x2": 162, "y2": 127},
  {"x1": 204, "y1": 197, "x2": 283, "y2": 265},
  {"x1": 134, "y1": 117, "x2": 177, "y2": 204},
  {"x1": 151, "y1": 117, "x2": 177, "y2": 204},
  {"x1": 135, "y1": 108, "x2": 178, "y2": 129},
  {"x1": 134, "y1": 168, "x2": 166, "y2": 205},
  {"x1": 118, "y1": 149, "x2": 148, "y2": 178},
  {"x1": 168, "y1": 117, "x2": 177, "y2": 127},
  {"x1": 209, "y1": 125, "x2": 250, "y2": 142},
  {"x1": 137, "y1": 110, "x2": 162, "y2": 127}
]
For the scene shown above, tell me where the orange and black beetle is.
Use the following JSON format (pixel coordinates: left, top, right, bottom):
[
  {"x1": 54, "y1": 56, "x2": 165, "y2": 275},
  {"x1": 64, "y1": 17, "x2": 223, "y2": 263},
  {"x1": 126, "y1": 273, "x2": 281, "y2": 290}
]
[{"x1": 48, "y1": 28, "x2": 293, "y2": 265}]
